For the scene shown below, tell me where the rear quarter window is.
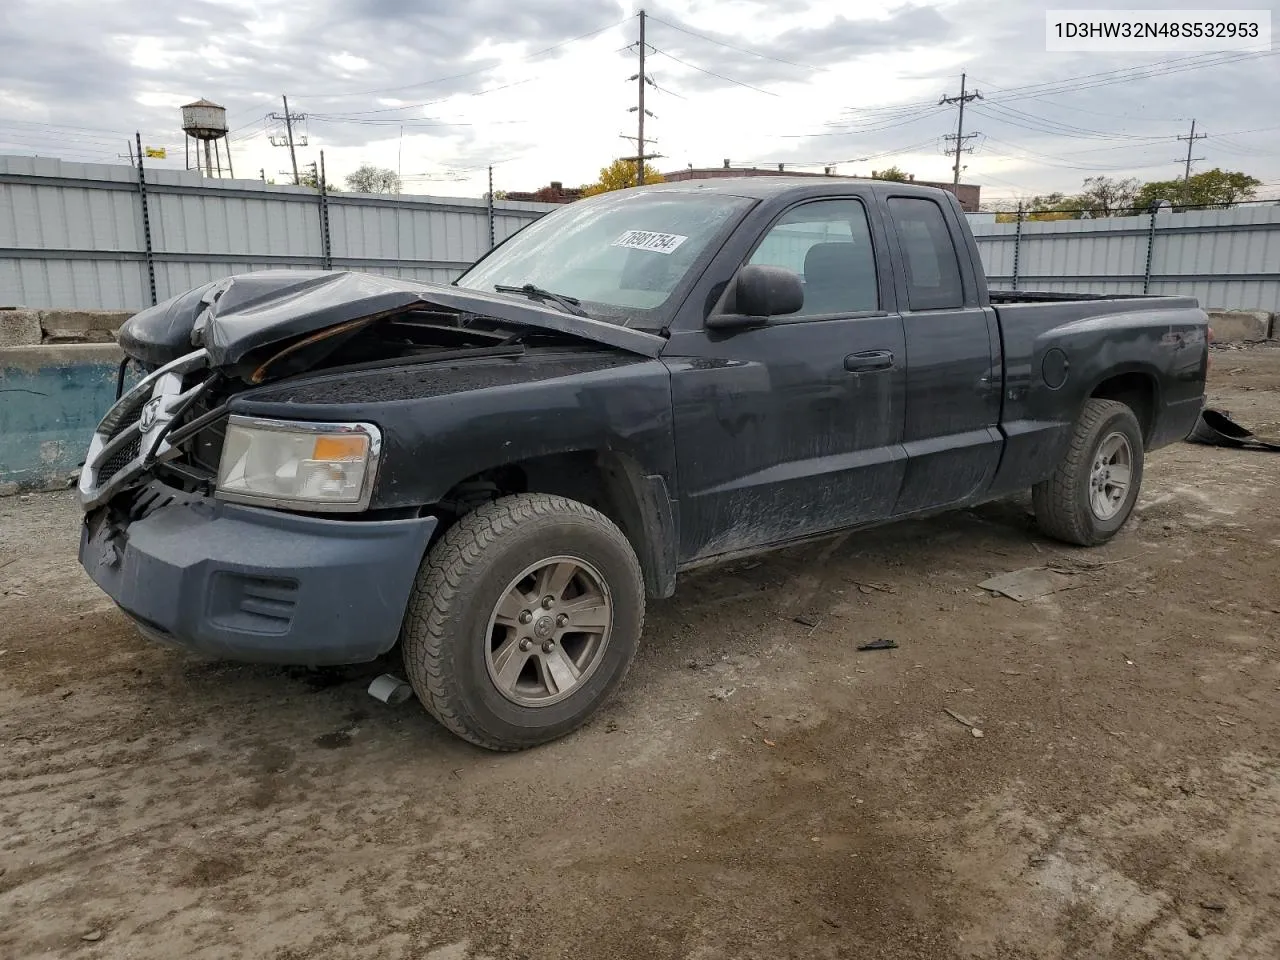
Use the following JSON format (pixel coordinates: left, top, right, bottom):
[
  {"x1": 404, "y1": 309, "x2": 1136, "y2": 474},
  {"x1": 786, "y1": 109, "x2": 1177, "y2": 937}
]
[{"x1": 887, "y1": 197, "x2": 965, "y2": 311}]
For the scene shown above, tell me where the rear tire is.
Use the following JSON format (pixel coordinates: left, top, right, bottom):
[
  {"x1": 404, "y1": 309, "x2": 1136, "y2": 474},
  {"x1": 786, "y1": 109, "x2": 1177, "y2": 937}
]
[
  {"x1": 400, "y1": 493, "x2": 645, "y2": 751},
  {"x1": 1033, "y1": 398, "x2": 1144, "y2": 546}
]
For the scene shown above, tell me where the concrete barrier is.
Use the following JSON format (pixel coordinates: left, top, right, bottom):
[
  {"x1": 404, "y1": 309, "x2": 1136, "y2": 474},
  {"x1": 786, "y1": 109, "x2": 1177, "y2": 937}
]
[
  {"x1": 1, "y1": 309, "x2": 43, "y2": 347},
  {"x1": 1206, "y1": 310, "x2": 1274, "y2": 343},
  {"x1": 41, "y1": 309, "x2": 132, "y2": 343},
  {"x1": 0, "y1": 308, "x2": 131, "y2": 346},
  {"x1": 0, "y1": 343, "x2": 126, "y2": 494}
]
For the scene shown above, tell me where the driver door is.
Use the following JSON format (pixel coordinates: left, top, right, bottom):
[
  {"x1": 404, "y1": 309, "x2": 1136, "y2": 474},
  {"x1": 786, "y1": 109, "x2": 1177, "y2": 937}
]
[{"x1": 663, "y1": 197, "x2": 908, "y2": 562}]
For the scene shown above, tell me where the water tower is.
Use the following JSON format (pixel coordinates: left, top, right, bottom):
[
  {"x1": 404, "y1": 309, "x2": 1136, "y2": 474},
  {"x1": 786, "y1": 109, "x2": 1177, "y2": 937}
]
[{"x1": 181, "y1": 99, "x2": 234, "y2": 178}]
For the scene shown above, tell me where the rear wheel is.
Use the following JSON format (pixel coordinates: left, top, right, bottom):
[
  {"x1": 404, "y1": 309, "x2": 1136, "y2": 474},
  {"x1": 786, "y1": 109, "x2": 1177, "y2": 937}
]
[
  {"x1": 400, "y1": 493, "x2": 645, "y2": 751},
  {"x1": 1033, "y1": 398, "x2": 1145, "y2": 546}
]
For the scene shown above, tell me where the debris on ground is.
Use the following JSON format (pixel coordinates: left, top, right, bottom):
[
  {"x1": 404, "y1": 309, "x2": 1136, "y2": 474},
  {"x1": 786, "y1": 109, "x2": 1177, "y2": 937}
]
[
  {"x1": 944, "y1": 708, "x2": 985, "y2": 738},
  {"x1": 857, "y1": 638, "x2": 898, "y2": 651},
  {"x1": 851, "y1": 580, "x2": 896, "y2": 594},
  {"x1": 709, "y1": 686, "x2": 736, "y2": 701},
  {"x1": 367, "y1": 674, "x2": 413, "y2": 705},
  {"x1": 80, "y1": 931, "x2": 103, "y2": 943},
  {"x1": 978, "y1": 567, "x2": 1076, "y2": 602},
  {"x1": 793, "y1": 613, "x2": 819, "y2": 627}
]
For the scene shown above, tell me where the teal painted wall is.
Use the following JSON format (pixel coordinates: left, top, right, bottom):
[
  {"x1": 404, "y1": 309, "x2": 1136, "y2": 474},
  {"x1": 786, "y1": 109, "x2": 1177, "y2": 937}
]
[{"x1": 0, "y1": 346, "x2": 132, "y2": 492}]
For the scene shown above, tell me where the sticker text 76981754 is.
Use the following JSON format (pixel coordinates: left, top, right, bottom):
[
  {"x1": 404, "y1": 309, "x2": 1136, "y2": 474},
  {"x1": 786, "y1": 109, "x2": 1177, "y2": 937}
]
[{"x1": 612, "y1": 230, "x2": 689, "y2": 255}]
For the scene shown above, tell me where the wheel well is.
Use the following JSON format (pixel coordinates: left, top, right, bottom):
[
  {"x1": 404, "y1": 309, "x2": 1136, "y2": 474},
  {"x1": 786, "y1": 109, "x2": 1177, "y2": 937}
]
[
  {"x1": 432, "y1": 451, "x2": 674, "y2": 597},
  {"x1": 1091, "y1": 372, "x2": 1156, "y2": 443}
]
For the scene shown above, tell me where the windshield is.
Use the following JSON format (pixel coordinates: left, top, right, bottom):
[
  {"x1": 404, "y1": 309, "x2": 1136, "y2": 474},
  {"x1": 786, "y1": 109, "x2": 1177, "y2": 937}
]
[{"x1": 455, "y1": 189, "x2": 753, "y2": 328}]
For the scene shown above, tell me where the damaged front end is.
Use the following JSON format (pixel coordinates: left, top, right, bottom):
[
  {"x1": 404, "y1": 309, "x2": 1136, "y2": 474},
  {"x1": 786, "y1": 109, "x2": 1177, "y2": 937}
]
[
  {"x1": 79, "y1": 348, "x2": 214, "y2": 511},
  {"x1": 79, "y1": 270, "x2": 664, "y2": 513}
]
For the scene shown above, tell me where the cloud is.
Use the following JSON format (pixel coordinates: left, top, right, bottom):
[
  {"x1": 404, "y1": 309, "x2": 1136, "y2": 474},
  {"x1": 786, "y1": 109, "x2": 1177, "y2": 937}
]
[{"x1": 0, "y1": 0, "x2": 1276, "y2": 202}]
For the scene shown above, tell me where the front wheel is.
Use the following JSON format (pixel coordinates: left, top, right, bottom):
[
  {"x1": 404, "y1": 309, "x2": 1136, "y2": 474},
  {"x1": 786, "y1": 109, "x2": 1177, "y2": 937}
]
[
  {"x1": 400, "y1": 493, "x2": 645, "y2": 751},
  {"x1": 1033, "y1": 398, "x2": 1145, "y2": 546}
]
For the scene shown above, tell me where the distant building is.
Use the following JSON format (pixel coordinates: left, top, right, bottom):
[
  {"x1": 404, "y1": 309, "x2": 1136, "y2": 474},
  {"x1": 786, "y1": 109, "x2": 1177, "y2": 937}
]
[
  {"x1": 660, "y1": 162, "x2": 982, "y2": 212},
  {"x1": 505, "y1": 181, "x2": 583, "y2": 204}
]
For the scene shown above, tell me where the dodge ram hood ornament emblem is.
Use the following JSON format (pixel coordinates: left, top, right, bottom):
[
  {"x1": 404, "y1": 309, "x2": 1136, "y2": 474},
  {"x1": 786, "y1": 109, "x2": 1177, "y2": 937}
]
[{"x1": 139, "y1": 397, "x2": 162, "y2": 433}]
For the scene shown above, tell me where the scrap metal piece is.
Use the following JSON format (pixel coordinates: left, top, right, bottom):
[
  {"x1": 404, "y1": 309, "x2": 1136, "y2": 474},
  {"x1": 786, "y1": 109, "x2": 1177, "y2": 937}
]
[
  {"x1": 368, "y1": 673, "x2": 413, "y2": 705},
  {"x1": 857, "y1": 638, "x2": 898, "y2": 651},
  {"x1": 978, "y1": 567, "x2": 1076, "y2": 602}
]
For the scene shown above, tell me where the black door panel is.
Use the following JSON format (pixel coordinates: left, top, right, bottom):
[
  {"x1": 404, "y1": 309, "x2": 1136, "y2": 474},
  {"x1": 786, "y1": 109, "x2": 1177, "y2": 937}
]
[
  {"x1": 665, "y1": 197, "x2": 908, "y2": 562},
  {"x1": 885, "y1": 195, "x2": 1003, "y2": 513}
]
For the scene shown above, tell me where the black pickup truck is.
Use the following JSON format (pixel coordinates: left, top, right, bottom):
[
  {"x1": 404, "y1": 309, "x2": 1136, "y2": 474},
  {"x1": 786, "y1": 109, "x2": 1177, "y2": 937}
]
[{"x1": 78, "y1": 178, "x2": 1209, "y2": 750}]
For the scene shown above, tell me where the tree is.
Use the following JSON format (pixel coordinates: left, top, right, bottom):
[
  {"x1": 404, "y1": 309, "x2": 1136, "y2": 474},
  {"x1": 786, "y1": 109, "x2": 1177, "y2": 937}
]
[
  {"x1": 1076, "y1": 176, "x2": 1140, "y2": 217},
  {"x1": 870, "y1": 166, "x2": 911, "y2": 182},
  {"x1": 1023, "y1": 192, "x2": 1082, "y2": 221},
  {"x1": 581, "y1": 159, "x2": 664, "y2": 196},
  {"x1": 298, "y1": 168, "x2": 339, "y2": 192},
  {"x1": 344, "y1": 163, "x2": 402, "y2": 194},
  {"x1": 1133, "y1": 168, "x2": 1261, "y2": 211}
]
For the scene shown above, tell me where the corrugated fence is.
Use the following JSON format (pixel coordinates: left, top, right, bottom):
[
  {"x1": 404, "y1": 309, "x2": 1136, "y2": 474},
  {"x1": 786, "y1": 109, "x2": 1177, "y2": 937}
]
[
  {"x1": 3, "y1": 154, "x2": 1278, "y2": 313},
  {"x1": 0, "y1": 155, "x2": 556, "y2": 310},
  {"x1": 968, "y1": 205, "x2": 1280, "y2": 312}
]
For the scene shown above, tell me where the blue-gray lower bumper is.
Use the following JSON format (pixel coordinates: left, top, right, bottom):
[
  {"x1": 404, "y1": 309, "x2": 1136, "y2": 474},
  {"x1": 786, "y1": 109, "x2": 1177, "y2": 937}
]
[{"x1": 80, "y1": 487, "x2": 437, "y2": 665}]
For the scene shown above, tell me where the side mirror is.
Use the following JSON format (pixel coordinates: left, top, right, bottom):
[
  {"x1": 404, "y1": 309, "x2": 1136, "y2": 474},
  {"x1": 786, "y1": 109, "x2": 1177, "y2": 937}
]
[{"x1": 705, "y1": 264, "x2": 804, "y2": 331}]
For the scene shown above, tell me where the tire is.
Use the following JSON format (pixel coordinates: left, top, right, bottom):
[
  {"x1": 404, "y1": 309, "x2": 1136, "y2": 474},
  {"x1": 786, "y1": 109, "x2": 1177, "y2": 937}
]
[
  {"x1": 1033, "y1": 398, "x2": 1145, "y2": 546},
  {"x1": 400, "y1": 493, "x2": 645, "y2": 751}
]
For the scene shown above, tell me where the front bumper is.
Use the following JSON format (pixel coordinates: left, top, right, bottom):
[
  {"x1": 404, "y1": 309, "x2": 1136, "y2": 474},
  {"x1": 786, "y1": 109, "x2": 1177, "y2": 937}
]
[{"x1": 80, "y1": 483, "x2": 437, "y2": 665}]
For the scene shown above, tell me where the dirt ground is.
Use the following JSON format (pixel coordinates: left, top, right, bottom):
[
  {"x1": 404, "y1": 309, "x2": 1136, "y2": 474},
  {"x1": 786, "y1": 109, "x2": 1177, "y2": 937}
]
[{"x1": 2, "y1": 345, "x2": 1278, "y2": 960}]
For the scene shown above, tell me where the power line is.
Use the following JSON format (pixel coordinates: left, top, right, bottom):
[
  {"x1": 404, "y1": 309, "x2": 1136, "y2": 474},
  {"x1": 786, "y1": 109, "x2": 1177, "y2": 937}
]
[
  {"x1": 645, "y1": 14, "x2": 819, "y2": 71},
  {"x1": 966, "y1": 85, "x2": 1186, "y2": 124},
  {"x1": 783, "y1": 108, "x2": 949, "y2": 139},
  {"x1": 978, "y1": 48, "x2": 1276, "y2": 102},
  {"x1": 969, "y1": 104, "x2": 1165, "y2": 143},
  {"x1": 824, "y1": 49, "x2": 1278, "y2": 137},
  {"x1": 976, "y1": 134, "x2": 1175, "y2": 173},
  {"x1": 308, "y1": 17, "x2": 633, "y2": 99},
  {"x1": 304, "y1": 77, "x2": 542, "y2": 120},
  {"x1": 650, "y1": 47, "x2": 779, "y2": 96},
  {"x1": 973, "y1": 101, "x2": 1166, "y2": 141}
]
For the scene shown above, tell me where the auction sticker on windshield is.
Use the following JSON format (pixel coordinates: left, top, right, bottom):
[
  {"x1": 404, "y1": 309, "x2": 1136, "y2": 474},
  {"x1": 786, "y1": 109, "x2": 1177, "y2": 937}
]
[{"x1": 612, "y1": 230, "x2": 689, "y2": 255}]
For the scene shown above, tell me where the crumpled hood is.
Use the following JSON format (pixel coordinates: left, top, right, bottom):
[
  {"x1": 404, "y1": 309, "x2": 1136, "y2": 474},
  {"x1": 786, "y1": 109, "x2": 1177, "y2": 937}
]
[{"x1": 117, "y1": 270, "x2": 665, "y2": 367}]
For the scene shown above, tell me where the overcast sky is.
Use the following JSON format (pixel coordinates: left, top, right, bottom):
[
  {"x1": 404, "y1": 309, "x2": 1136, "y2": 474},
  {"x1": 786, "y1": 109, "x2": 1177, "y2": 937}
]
[{"x1": 2, "y1": 0, "x2": 1278, "y2": 203}]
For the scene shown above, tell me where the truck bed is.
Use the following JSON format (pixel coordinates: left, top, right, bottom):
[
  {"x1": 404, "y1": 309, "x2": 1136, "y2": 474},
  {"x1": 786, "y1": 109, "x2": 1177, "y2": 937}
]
[{"x1": 988, "y1": 289, "x2": 1187, "y2": 304}]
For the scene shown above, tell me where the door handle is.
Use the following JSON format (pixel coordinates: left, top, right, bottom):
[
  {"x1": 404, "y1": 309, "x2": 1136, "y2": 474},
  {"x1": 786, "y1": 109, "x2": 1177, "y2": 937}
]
[{"x1": 844, "y1": 350, "x2": 895, "y2": 373}]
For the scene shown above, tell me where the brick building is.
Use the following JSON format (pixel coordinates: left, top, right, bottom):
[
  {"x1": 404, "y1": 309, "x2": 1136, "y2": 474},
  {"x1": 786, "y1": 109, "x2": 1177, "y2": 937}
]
[{"x1": 504, "y1": 181, "x2": 583, "y2": 204}]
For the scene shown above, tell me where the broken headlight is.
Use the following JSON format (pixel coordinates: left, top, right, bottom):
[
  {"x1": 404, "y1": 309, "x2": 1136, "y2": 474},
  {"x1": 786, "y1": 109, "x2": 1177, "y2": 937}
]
[{"x1": 215, "y1": 416, "x2": 382, "y2": 512}]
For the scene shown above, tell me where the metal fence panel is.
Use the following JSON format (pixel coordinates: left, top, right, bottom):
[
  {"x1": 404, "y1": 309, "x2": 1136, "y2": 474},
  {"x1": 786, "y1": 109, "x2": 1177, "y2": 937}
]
[
  {"x1": 969, "y1": 205, "x2": 1280, "y2": 312},
  {"x1": 6, "y1": 155, "x2": 1276, "y2": 314},
  {"x1": 0, "y1": 155, "x2": 555, "y2": 311}
]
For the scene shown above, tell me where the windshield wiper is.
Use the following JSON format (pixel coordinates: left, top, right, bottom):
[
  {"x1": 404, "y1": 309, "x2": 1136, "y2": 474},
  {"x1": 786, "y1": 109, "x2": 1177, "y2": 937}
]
[{"x1": 494, "y1": 283, "x2": 589, "y2": 318}]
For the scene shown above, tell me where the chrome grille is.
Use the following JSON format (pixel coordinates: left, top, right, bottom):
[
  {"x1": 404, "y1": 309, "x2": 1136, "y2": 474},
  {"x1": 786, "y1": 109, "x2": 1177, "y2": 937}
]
[
  {"x1": 109, "y1": 403, "x2": 144, "y2": 440},
  {"x1": 79, "y1": 349, "x2": 211, "y2": 511},
  {"x1": 99, "y1": 437, "x2": 142, "y2": 480}
]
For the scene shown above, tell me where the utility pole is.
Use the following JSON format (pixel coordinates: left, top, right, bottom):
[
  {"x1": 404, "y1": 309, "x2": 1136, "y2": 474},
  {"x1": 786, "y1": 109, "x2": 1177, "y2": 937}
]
[
  {"x1": 269, "y1": 95, "x2": 307, "y2": 184},
  {"x1": 940, "y1": 72, "x2": 982, "y2": 185},
  {"x1": 636, "y1": 10, "x2": 647, "y2": 187},
  {"x1": 621, "y1": 10, "x2": 660, "y2": 187},
  {"x1": 487, "y1": 165, "x2": 495, "y2": 250},
  {"x1": 1177, "y1": 119, "x2": 1206, "y2": 181}
]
